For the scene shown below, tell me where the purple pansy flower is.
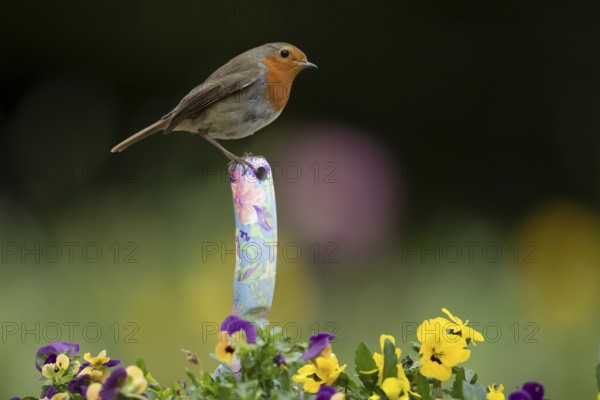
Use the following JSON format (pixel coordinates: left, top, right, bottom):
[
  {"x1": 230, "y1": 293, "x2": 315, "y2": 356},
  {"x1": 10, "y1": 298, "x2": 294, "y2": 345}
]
[
  {"x1": 509, "y1": 381, "x2": 544, "y2": 400},
  {"x1": 79, "y1": 358, "x2": 120, "y2": 371},
  {"x1": 99, "y1": 367, "x2": 128, "y2": 400},
  {"x1": 41, "y1": 385, "x2": 57, "y2": 399},
  {"x1": 274, "y1": 354, "x2": 286, "y2": 367},
  {"x1": 68, "y1": 374, "x2": 91, "y2": 395},
  {"x1": 302, "y1": 332, "x2": 336, "y2": 360},
  {"x1": 35, "y1": 342, "x2": 80, "y2": 371},
  {"x1": 240, "y1": 230, "x2": 250, "y2": 241},
  {"x1": 508, "y1": 390, "x2": 532, "y2": 400},
  {"x1": 220, "y1": 315, "x2": 257, "y2": 344},
  {"x1": 316, "y1": 384, "x2": 338, "y2": 400},
  {"x1": 522, "y1": 382, "x2": 544, "y2": 400}
]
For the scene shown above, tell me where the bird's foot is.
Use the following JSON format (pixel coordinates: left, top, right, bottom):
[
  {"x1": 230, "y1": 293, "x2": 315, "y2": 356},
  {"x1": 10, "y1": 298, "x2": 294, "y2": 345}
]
[
  {"x1": 196, "y1": 130, "x2": 266, "y2": 180},
  {"x1": 228, "y1": 155, "x2": 267, "y2": 181}
]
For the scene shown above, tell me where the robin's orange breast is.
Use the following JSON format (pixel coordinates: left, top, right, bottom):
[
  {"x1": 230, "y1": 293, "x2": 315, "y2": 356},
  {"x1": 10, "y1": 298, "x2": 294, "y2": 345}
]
[{"x1": 261, "y1": 56, "x2": 304, "y2": 112}]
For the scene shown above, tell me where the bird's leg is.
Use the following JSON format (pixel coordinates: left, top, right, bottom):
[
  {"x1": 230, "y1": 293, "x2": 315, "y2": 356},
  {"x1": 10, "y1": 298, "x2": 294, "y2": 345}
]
[{"x1": 197, "y1": 130, "x2": 258, "y2": 175}]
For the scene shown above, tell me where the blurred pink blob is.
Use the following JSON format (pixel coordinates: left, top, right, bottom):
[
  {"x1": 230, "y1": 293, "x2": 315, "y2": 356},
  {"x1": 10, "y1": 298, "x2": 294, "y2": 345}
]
[{"x1": 274, "y1": 122, "x2": 402, "y2": 266}]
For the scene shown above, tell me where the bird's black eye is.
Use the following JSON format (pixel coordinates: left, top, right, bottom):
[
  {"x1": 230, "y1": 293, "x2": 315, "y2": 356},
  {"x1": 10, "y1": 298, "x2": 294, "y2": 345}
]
[{"x1": 280, "y1": 49, "x2": 289, "y2": 58}]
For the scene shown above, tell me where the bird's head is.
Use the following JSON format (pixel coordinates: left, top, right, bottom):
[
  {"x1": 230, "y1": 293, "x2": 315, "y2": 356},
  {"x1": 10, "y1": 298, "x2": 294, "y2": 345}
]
[{"x1": 259, "y1": 43, "x2": 317, "y2": 77}]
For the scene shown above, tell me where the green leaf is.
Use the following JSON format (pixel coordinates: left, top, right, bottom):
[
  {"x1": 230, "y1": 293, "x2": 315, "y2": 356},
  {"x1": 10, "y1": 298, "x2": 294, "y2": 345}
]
[
  {"x1": 597, "y1": 362, "x2": 600, "y2": 391},
  {"x1": 201, "y1": 371, "x2": 214, "y2": 387},
  {"x1": 452, "y1": 366, "x2": 466, "y2": 399},
  {"x1": 354, "y1": 342, "x2": 379, "y2": 390},
  {"x1": 355, "y1": 342, "x2": 377, "y2": 372},
  {"x1": 416, "y1": 375, "x2": 432, "y2": 400},
  {"x1": 470, "y1": 373, "x2": 478, "y2": 384},
  {"x1": 186, "y1": 367, "x2": 201, "y2": 387},
  {"x1": 462, "y1": 381, "x2": 487, "y2": 400},
  {"x1": 382, "y1": 338, "x2": 398, "y2": 380},
  {"x1": 335, "y1": 371, "x2": 351, "y2": 388},
  {"x1": 136, "y1": 356, "x2": 148, "y2": 373},
  {"x1": 463, "y1": 367, "x2": 477, "y2": 383},
  {"x1": 411, "y1": 341, "x2": 422, "y2": 353}
]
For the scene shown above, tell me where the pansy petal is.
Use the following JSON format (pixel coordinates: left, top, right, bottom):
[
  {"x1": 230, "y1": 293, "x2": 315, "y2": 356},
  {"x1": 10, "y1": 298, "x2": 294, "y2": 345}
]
[
  {"x1": 316, "y1": 384, "x2": 337, "y2": 400},
  {"x1": 238, "y1": 319, "x2": 258, "y2": 344},
  {"x1": 507, "y1": 390, "x2": 532, "y2": 400},
  {"x1": 35, "y1": 345, "x2": 56, "y2": 371},
  {"x1": 303, "y1": 379, "x2": 322, "y2": 394},
  {"x1": 420, "y1": 359, "x2": 452, "y2": 381},
  {"x1": 297, "y1": 364, "x2": 317, "y2": 376},
  {"x1": 302, "y1": 332, "x2": 336, "y2": 360},
  {"x1": 487, "y1": 383, "x2": 506, "y2": 400},
  {"x1": 327, "y1": 363, "x2": 346, "y2": 384},
  {"x1": 381, "y1": 377, "x2": 402, "y2": 400},
  {"x1": 68, "y1": 374, "x2": 91, "y2": 394},
  {"x1": 100, "y1": 367, "x2": 127, "y2": 399},
  {"x1": 215, "y1": 341, "x2": 236, "y2": 364},
  {"x1": 221, "y1": 315, "x2": 258, "y2": 344},
  {"x1": 437, "y1": 342, "x2": 470, "y2": 366},
  {"x1": 35, "y1": 342, "x2": 79, "y2": 372},
  {"x1": 417, "y1": 318, "x2": 451, "y2": 343},
  {"x1": 315, "y1": 357, "x2": 337, "y2": 379},
  {"x1": 86, "y1": 383, "x2": 102, "y2": 400},
  {"x1": 42, "y1": 386, "x2": 57, "y2": 399},
  {"x1": 106, "y1": 359, "x2": 120, "y2": 367},
  {"x1": 126, "y1": 365, "x2": 148, "y2": 393},
  {"x1": 521, "y1": 382, "x2": 544, "y2": 400},
  {"x1": 220, "y1": 315, "x2": 239, "y2": 331},
  {"x1": 274, "y1": 354, "x2": 286, "y2": 366},
  {"x1": 441, "y1": 308, "x2": 462, "y2": 325},
  {"x1": 311, "y1": 332, "x2": 336, "y2": 343},
  {"x1": 360, "y1": 368, "x2": 379, "y2": 374}
]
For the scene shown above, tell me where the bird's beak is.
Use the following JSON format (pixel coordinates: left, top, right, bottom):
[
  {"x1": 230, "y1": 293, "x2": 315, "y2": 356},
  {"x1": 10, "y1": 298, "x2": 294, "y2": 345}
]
[{"x1": 297, "y1": 60, "x2": 318, "y2": 69}]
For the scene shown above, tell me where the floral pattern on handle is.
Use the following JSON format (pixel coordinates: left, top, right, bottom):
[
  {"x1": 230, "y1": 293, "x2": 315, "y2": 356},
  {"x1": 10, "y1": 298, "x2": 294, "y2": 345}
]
[{"x1": 229, "y1": 157, "x2": 277, "y2": 320}]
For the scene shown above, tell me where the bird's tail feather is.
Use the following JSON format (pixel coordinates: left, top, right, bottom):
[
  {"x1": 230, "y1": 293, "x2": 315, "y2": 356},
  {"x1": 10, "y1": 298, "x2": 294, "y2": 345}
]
[{"x1": 111, "y1": 119, "x2": 168, "y2": 153}]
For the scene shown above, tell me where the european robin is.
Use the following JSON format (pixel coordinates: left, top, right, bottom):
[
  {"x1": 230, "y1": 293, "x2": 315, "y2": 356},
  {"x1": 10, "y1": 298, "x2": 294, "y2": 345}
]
[{"x1": 111, "y1": 42, "x2": 317, "y2": 175}]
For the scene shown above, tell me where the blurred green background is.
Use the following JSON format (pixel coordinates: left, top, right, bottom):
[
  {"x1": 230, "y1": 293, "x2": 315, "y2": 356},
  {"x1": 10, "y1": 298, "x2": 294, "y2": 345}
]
[{"x1": 2, "y1": 0, "x2": 600, "y2": 398}]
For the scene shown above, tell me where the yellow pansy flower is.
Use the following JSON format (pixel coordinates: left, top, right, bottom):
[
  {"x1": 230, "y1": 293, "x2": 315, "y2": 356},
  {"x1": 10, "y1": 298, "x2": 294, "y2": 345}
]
[
  {"x1": 215, "y1": 334, "x2": 237, "y2": 364},
  {"x1": 84, "y1": 350, "x2": 111, "y2": 366},
  {"x1": 487, "y1": 383, "x2": 505, "y2": 400},
  {"x1": 126, "y1": 365, "x2": 148, "y2": 393},
  {"x1": 42, "y1": 393, "x2": 68, "y2": 400},
  {"x1": 78, "y1": 350, "x2": 114, "y2": 382},
  {"x1": 292, "y1": 353, "x2": 347, "y2": 393},
  {"x1": 372, "y1": 334, "x2": 402, "y2": 386},
  {"x1": 419, "y1": 334, "x2": 470, "y2": 381},
  {"x1": 441, "y1": 308, "x2": 485, "y2": 346},
  {"x1": 41, "y1": 354, "x2": 70, "y2": 379},
  {"x1": 41, "y1": 364, "x2": 55, "y2": 379},
  {"x1": 366, "y1": 335, "x2": 420, "y2": 399},
  {"x1": 381, "y1": 377, "x2": 406, "y2": 400},
  {"x1": 71, "y1": 360, "x2": 80, "y2": 375},
  {"x1": 86, "y1": 383, "x2": 102, "y2": 400},
  {"x1": 56, "y1": 354, "x2": 69, "y2": 370},
  {"x1": 417, "y1": 318, "x2": 454, "y2": 344},
  {"x1": 417, "y1": 309, "x2": 484, "y2": 347}
]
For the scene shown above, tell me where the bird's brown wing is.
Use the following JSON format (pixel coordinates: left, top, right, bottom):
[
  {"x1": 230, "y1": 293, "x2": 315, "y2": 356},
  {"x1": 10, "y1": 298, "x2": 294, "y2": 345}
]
[{"x1": 163, "y1": 72, "x2": 258, "y2": 134}]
